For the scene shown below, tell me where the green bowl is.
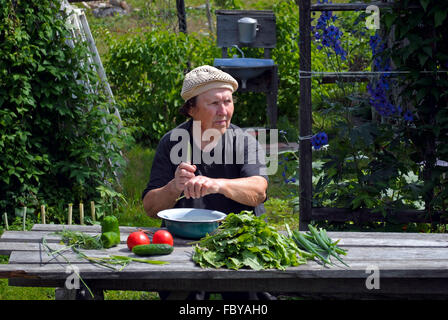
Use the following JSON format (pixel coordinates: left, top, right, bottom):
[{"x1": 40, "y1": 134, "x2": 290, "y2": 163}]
[{"x1": 157, "y1": 208, "x2": 227, "y2": 239}]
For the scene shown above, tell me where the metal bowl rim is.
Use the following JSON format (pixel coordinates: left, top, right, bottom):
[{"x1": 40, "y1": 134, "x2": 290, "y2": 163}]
[{"x1": 157, "y1": 208, "x2": 227, "y2": 223}]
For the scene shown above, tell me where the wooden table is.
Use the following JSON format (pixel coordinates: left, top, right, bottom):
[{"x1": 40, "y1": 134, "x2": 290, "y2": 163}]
[{"x1": 1, "y1": 223, "x2": 448, "y2": 300}]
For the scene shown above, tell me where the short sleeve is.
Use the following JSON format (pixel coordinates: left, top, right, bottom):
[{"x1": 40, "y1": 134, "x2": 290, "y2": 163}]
[{"x1": 141, "y1": 135, "x2": 176, "y2": 200}]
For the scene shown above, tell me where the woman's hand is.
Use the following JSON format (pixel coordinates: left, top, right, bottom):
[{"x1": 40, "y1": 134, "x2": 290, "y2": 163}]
[
  {"x1": 183, "y1": 176, "x2": 222, "y2": 199},
  {"x1": 173, "y1": 162, "x2": 197, "y2": 193}
]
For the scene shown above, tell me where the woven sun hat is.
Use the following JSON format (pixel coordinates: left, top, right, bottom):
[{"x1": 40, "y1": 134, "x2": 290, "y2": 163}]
[{"x1": 181, "y1": 65, "x2": 238, "y2": 101}]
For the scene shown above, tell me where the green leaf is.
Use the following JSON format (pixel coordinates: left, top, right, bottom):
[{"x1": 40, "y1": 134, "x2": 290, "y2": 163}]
[
  {"x1": 241, "y1": 250, "x2": 264, "y2": 270},
  {"x1": 435, "y1": 9, "x2": 448, "y2": 27},
  {"x1": 422, "y1": 46, "x2": 432, "y2": 58},
  {"x1": 418, "y1": 53, "x2": 429, "y2": 66},
  {"x1": 201, "y1": 250, "x2": 225, "y2": 268},
  {"x1": 420, "y1": 0, "x2": 430, "y2": 11},
  {"x1": 383, "y1": 13, "x2": 396, "y2": 29}
]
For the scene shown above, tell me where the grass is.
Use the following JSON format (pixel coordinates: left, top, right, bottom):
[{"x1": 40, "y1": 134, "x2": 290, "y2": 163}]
[{"x1": 116, "y1": 145, "x2": 161, "y2": 228}]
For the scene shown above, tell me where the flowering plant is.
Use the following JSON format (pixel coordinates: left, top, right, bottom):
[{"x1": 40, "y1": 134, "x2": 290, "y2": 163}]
[{"x1": 278, "y1": 3, "x2": 439, "y2": 219}]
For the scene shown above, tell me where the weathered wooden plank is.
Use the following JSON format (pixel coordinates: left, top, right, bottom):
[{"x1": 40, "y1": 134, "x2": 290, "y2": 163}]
[
  {"x1": 311, "y1": 207, "x2": 448, "y2": 223},
  {"x1": 8, "y1": 247, "x2": 193, "y2": 265},
  {"x1": 9, "y1": 274, "x2": 448, "y2": 297},
  {"x1": 1, "y1": 233, "x2": 447, "y2": 259},
  {"x1": 0, "y1": 242, "x2": 68, "y2": 256},
  {"x1": 3, "y1": 258, "x2": 448, "y2": 282},
  {"x1": 9, "y1": 245, "x2": 448, "y2": 269},
  {"x1": 4, "y1": 227, "x2": 448, "y2": 248},
  {"x1": 31, "y1": 224, "x2": 195, "y2": 247},
  {"x1": 29, "y1": 224, "x2": 448, "y2": 241},
  {"x1": 328, "y1": 231, "x2": 448, "y2": 239},
  {"x1": 0, "y1": 230, "x2": 101, "y2": 243},
  {"x1": 31, "y1": 223, "x2": 157, "y2": 234},
  {"x1": 0, "y1": 229, "x2": 197, "y2": 247},
  {"x1": 337, "y1": 237, "x2": 448, "y2": 248}
]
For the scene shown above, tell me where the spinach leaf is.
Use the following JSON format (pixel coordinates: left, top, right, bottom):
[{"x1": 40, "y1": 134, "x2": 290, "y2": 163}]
[{"x1": 192, "y1": 211, "x2": 308, "y2": 270}]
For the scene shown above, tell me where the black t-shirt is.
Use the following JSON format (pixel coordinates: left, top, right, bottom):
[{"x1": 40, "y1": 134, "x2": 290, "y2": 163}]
[{"x1": 142, "y1": 119, "x2": 268, "y2": 216}]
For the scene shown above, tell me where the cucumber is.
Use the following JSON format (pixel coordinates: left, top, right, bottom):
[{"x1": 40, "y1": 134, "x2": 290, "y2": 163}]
[{"x1": 132, "y1": 244, "x2": 174, "y2": 256}]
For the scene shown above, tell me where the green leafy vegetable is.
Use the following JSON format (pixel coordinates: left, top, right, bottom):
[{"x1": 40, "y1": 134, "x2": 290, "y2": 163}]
[
  {"x1": 56, "y1": 229, "x2": 103, "y2": 250},
  {"x1": 192, "y1": 211, "x2": 308, "y2": 270}
]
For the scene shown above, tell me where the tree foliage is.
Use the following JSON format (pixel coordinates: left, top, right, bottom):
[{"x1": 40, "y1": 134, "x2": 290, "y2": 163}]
[{"x1": 0, "y1": 0, "x2": 129, "y2": 215}]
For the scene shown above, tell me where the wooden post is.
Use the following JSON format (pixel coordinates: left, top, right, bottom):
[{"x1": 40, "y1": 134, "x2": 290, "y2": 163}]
[
  {"x1": 176, "y1": 0, "x2": 187, "y2": 33},
  {"x1": 68, "y1": 203, "x2": 73, "y2": 225},
  {"x1": 41, "y1": 205, "x2": 46, "y2": 224},
  {"x1": 22, "y1": 207, "x2": 27, "y2": 231},
  {"x1": 3, "y1": 212, "x2": 8, "y2": 230},
  {"x1": 90, "y1": 201, "x2": 96, "y2": 221},
  {"x1": 79, "y1": 202, "x2": 84, "y2": 225},
  {"x1": 297, "y1": 0, "x2": 313, "y2": 231},
  {"x1": 205, "y1": 0, "x2": 214, "y2": 35}
]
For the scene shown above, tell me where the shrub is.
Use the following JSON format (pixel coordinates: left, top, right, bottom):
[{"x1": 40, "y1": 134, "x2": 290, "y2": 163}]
[
  {"x1": 0, "y1": 0, "x2": 129, "y2": 217},
  {"x1": 105, "y1": 30, "x2": 219, "y2": 146}
]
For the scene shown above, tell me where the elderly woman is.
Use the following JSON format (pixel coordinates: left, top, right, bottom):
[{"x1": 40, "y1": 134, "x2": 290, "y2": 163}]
[
  {"x1": 141, "y1": 65, "x2": 274, "y2": 300},
  {"x1": 142, "y1": 65, "x2": 268, "y2": 218}
]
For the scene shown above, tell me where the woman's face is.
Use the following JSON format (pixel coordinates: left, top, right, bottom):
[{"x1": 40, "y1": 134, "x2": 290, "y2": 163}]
[{"x1": 188, "y1": 88, "x2": 234, "y2": 136}]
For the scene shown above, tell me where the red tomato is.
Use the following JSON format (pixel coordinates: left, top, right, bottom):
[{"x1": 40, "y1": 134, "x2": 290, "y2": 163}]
[
  {"x1": 127, "y1": 231, "x2": 150, "y2": 250},
  {"x1": 152, "y1": 230, "x2": 174, "y2": 246}
]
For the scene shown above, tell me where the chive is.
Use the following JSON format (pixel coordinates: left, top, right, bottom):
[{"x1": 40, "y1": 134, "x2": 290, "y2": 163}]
[
  {"x1": 176, "y1": 141, "x2": 193, "y2": 202},
  {"x1": 293, "y1": 231, "x2": 331, "y2": 265},
  {"x1": 316, "y1": 227, "x2": 348, "y2": 267},
  {"x1": 110, "y1": 255, "x2": 169, "y2": 265},
  {"x1": 308, "y1": 225, "x2": 331, "y2": 252},
  {"x1": 176, "y1": 194, "x2": 185, "y2": 201}
]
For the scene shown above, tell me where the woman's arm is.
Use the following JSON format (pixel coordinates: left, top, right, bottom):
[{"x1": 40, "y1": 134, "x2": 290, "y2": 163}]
[
  {"x1": 183, "y1": 175, "x2": 268, "y2": 207},
  {"x1": 142, "y1": 179, "x2": 180, "y2": 218},
  {"x1": 143, "y1": 162, "x2": 197, "y2": 218},
  {"x1": 217, "y1": 176, "x2": 268, "y2": 207}
]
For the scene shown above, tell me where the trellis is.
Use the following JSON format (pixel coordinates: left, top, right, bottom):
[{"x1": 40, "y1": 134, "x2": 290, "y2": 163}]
[
  {"x1": 296, "y1": 0, "x2": 446, "y2": 230},
  {"x1": 62, "y1": 0, "x2": 124, "y2": 184}
]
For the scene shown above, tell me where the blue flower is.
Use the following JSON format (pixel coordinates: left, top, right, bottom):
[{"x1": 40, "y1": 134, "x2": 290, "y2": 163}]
[
  {"x1": 311, "y1": 132, "x2": 328, "y2": 150},
  {"x1": 367, "y1": 33, "x2": 398, "y2": 118},
  {"x1": 403, "y1": 110, "x2": 414, "y2": 122},
  {"x1": 285, "y1": 177, "x2": 297, "y2": 184},
  {"x1": 313, "y1": 10, "x2": 347, "y2": 60}
]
